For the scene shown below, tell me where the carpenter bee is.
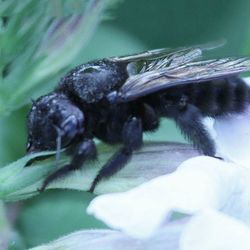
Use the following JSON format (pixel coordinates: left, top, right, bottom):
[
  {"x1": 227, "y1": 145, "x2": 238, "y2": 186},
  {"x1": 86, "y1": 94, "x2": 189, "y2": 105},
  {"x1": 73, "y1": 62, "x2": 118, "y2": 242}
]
[{"x1": 27, "y1": 45, "x2": 250, "y2": 192}]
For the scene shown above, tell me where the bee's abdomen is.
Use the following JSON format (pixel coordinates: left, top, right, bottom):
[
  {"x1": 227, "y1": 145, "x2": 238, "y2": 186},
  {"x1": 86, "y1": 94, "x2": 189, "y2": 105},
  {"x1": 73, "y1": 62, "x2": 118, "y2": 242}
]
[{"x1": 188, "y1": 77, "x2": 250, "y2": 117}]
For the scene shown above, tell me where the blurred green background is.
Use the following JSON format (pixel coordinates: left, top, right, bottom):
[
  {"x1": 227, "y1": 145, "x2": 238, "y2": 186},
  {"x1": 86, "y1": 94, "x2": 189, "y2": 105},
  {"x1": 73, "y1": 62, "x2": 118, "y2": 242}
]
[{"x1": 1, "y1": 0, "x2": 250, "y2": 248}]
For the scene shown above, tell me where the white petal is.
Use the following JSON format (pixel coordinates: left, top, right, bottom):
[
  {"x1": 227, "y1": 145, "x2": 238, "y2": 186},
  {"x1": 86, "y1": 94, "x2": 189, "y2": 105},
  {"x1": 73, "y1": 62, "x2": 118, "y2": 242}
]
[
  {"x1": 180, "y1": 210, "x2": 250, "y2": 250},
  {"x1": 214, "y1": 106, "x2": 250, "y2": 167},
  {"x1": 88, "y1": 156, "x2": 248, "y2": 238},
  {"x1": 209, "y1": 77, "x2": 250, "y2": 167}
]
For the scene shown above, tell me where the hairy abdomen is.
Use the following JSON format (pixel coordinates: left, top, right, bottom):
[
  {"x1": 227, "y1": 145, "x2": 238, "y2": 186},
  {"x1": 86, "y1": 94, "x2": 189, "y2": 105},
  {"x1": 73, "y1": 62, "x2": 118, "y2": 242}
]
[{"x1": 186, "y1": 77, "x2": 250, "y2": 117}]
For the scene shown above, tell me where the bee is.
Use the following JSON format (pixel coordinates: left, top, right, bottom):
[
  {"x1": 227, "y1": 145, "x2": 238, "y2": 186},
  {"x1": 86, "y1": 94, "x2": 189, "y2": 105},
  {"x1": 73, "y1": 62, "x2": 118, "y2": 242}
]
[{"x1": 27, "y1": 45, "x2": 250, "y2": 192}]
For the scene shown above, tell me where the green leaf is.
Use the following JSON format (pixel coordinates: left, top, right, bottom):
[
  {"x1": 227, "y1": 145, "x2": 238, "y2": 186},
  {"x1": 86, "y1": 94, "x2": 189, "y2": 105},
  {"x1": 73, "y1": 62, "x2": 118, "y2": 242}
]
[{"x1": 0, "y1": 142, "x2": 199, "y2": 202}]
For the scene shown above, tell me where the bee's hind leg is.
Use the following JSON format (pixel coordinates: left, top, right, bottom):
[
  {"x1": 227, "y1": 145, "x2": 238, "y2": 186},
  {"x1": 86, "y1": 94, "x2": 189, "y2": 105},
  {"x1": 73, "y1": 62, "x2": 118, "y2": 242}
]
[{"x1": 165, "y1": 98, "x2": 216, "y2": 157}]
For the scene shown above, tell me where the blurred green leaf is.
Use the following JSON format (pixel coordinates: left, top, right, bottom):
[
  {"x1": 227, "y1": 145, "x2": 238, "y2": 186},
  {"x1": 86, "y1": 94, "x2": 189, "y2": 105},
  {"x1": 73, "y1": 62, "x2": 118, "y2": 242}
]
[
  {"x1": 0, "y1": 0, "x2": 119, "y2": 115},
  {"x1": 16, "y1": 191, "x2": 106, "y2": 248},
  {"x1": 0, "y1": 107, "x2": 27, "y2": 166},
  {"x1": 0, "y1": 201, "x2": 11, "y2": 249},
  {"x1": 113, "y1": 0, "x2": 250, "y2": 56}
]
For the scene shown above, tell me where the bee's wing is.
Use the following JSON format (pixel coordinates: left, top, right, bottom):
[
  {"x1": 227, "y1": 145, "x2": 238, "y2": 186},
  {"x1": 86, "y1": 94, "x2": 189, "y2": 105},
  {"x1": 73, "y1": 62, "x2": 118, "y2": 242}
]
[
  {"x1": 137, "y1": 47, "x2": 202, "y2": 73},
  {"x1": 110, "y1": 48, "x2": 174, "y2": 62},
  {"x1": 118, "y1": 57, "x2": 250, "y2": 102},
  {"x1": 110, "y1": 41, "x2": 224, "y2": 71},
  {"x1": 109, "y1": 47, "x2": 203, "y2": 77},
  {"x1": 111, "y1": 47, "x2": 204, "y2": 77},
  {"x1": 110, "y1": 47, "x2": 203, "y2": 65}
]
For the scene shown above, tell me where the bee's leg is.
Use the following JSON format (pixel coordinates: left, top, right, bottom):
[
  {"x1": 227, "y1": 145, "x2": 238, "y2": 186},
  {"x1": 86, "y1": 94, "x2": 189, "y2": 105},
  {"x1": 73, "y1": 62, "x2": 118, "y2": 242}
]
[
  {"x1": 39, "y1": 138, "x2": 96, "y2": 192},
  {"x1": 142, "y1": 103, "x2": 160, "y2": 131},
  {"x1": 88, "y1": 117, "x2": 142, "y2": 193},
  {"x1": 172, "y1": 103, "x2": 215, "y2": 156}
]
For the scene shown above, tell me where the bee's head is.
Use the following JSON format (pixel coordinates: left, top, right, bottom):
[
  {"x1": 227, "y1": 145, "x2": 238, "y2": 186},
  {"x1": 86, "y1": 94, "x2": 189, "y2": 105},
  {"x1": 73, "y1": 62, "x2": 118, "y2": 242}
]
[{"x1": 27, "y1": 93, "x2": 84, "y2": 154}]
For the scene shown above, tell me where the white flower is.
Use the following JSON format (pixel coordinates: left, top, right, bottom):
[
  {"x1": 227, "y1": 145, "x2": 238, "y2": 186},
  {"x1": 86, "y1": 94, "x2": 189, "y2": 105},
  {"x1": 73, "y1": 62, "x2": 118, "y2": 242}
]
[
  {"x1": 87, "y1": 79, "x2": 250, "y2": 249},
  {"x1": 88, "y1": 156, "x2": 250, "y2": 238},
  {"x1": 180, "y1": 210, "x2": 250, "y2": 250},
  {"x1": 213, "y1": 106, "x2": 250, "y2": 167}
]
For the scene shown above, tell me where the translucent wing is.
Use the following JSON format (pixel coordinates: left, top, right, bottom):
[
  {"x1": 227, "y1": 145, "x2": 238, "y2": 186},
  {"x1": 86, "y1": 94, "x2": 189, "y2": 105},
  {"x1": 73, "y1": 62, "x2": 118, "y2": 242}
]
[
  {"x1": 138, "y1": 48, "x2": 202, "y2": 73},
  {"x1": 117, "y1": 57, "x2": 250, "y2": 102},
  {"x1": 110, "y1": 41, "x2": 224, "y2": 74},
  {"x1": 111, "y1": 47, "x2": 202, "y2": 64},
  {"x1": 110, "y1": 48, "x2": 174, "y2": 62},
  {"x1": 110, "y1": 47, "x2": 202, "y2": 76}
]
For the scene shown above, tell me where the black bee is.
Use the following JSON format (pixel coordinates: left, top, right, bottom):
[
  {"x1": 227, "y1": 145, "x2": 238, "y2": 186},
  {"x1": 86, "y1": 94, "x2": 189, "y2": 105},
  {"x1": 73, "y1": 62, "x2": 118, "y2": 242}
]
[{"x1": 27, "y1": 45, "x2": 250, "y2": 192}]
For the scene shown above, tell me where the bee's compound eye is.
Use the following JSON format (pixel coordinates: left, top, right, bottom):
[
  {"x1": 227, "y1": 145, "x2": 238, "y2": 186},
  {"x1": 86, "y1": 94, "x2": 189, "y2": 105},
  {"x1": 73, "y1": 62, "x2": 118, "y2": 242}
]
[{"x1": 59, "y1": 115, "x2": 83, "y2": 146}]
